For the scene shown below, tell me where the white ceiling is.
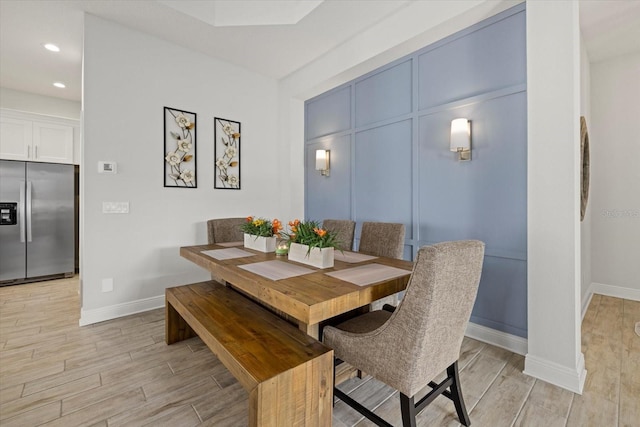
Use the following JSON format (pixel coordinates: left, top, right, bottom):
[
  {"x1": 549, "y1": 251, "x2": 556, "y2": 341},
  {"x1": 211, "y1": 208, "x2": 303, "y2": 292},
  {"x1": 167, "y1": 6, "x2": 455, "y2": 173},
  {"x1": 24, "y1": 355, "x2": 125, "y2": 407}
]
[
  {"x1": 1, "y1": 0, "x2": 639, "y2": 103},
  {"x1": 579, "y1": 0, "x2": 640, "y2": 62},
  {"x1": 156, "y1": 0, "x2": 325, "y2": 27}
]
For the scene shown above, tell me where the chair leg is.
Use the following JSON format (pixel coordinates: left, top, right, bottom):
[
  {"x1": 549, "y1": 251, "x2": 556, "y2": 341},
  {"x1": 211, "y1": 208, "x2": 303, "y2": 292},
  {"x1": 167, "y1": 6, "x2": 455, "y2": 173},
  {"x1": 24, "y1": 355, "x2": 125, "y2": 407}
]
[
  {"x1": 334, "y1": 387, "x2": 393, "y2": 427},
  {"x1": 400, "y1": 393, "x2": 417, "y2": 427},
  {"x1": 382, "y1": 303, "x2": 396, "y2": 313},
  {"x1": 447, "y1": 361, "x2": 471, "y2": 426},
  {"x1": 333, "y1": 358, "x2": 338, "y2": 407}
]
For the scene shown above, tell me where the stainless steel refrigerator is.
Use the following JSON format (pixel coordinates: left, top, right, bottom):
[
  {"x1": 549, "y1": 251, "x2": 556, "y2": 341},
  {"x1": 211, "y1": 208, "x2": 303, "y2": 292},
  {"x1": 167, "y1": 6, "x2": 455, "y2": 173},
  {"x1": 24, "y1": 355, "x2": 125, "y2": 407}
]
[{"x1": 0, "y1": 160, "x2": 74, "y2": 284}]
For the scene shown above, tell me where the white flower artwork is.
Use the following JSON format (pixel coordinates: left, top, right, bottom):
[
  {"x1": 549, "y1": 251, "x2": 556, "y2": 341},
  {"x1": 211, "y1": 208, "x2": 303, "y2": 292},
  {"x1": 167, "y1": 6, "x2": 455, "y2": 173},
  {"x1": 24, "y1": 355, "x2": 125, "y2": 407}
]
[
  {"x1": 225, "y1": 146, "x2": 237, "y2": 158},
  {"x1": 226, "y1": 174, "x2": 239, "y2": 186},
  {"x1": 215, "y1": 157, "x2": 228, "y2": 169},
  {"x1": 165, "y1": 152, "x2": 182, "y2": 166},
  {"x1": 179, "y1": 169, "x2": 195, "y2": 183},
  {"x1": 177, "y1": 139, "x2": 192, "y2": 152},
  {"x1": 214, "y1": 117, "x2": 241, "y2": 189},
  {"x1": 175, "y1": 113, "x2": 191, "y2": 129},
  {"x1": 164, "y1": 107, "x2": 196, "y2": 188}
]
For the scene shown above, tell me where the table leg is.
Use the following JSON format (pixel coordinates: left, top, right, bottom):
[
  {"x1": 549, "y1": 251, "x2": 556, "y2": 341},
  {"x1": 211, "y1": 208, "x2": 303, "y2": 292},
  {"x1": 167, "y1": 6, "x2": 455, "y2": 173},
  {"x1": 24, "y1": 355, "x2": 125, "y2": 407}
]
[
  {"x1": 210, "y1": 273, "x2": 228, "y2": 286},
  {"x1": 299, "y1": 322, "x2": 320, "y2": 340},
  {"x1": 165, "y1": 298, "x2": 196, "y2": 344}
]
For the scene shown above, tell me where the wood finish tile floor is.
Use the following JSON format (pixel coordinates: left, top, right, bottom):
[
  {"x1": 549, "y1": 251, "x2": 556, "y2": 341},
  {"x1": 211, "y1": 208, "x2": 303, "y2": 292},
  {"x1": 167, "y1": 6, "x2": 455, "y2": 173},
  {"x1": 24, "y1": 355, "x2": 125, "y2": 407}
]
[{"x1": 0, "y1": 277, "x2": 638, "y2": 426}]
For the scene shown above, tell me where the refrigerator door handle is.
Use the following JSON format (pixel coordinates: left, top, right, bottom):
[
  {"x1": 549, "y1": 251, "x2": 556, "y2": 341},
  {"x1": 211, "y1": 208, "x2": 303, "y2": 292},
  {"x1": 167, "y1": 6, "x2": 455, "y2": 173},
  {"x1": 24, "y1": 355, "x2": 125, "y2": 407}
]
[
  {"x1": 19, "y1": 181, "x2": 26, "y2": 242},
  {"x1": 26, "y1": 181, "x2": 33, "y2": 242}
]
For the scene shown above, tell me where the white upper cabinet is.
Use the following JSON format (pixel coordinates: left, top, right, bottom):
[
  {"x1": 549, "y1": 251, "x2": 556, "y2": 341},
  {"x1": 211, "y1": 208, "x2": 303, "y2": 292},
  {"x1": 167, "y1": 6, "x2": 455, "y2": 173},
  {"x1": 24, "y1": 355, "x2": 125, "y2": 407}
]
[
  {"x1": 32, "y1": 121, "x2": 74, "y2": 163},
  {"x1": 0, "y1": 117, "x2": 32, "y2": 160},
  {"x1": 0, "y1": 110, "x2": 78, "y2": 164}
]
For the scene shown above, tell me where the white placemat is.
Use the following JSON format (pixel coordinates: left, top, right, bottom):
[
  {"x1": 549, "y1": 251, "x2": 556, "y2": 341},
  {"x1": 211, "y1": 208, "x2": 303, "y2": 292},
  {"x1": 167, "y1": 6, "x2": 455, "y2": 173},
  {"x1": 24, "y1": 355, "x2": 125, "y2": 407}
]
[
  {"x1": 239, "y1": 260, "x2": 315, "y2": 281},
  {"x1": 325, "y1": 263, "x2": 411, "y2": 287},
  {"x1": 333, "y1": 251, "x2": 378, "y2": 263},
  {"x1": 201, "y1": 248, "x2": 256, "y2": 260},
  {"x1": 216, "y1": 241, "x2": 244, "y2": 247}
]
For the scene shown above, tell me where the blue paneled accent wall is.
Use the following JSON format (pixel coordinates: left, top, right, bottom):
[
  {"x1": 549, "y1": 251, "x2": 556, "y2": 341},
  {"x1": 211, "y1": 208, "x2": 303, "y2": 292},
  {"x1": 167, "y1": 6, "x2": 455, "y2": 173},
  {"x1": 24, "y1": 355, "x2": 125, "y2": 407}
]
[{"x1": 304, "y1": 5, "x2": 527, "y2": 337}]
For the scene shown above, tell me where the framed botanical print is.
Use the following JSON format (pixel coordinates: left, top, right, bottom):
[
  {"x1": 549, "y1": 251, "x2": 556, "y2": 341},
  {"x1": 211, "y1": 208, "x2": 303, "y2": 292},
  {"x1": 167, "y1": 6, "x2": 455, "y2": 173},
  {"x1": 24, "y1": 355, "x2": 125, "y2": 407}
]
[
  {"x1": 164, "y1": 107, "x2": 197, "y2": 188},
  {"x1": 214, "y1": 117, "x2": 241, "y2": 189}
]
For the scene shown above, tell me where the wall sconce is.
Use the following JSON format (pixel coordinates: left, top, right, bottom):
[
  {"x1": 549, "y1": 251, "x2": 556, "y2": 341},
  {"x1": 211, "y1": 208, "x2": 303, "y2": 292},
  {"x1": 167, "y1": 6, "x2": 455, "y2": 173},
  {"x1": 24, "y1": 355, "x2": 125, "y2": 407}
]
[
  {"x1": 450, "y1": 118, "x2": 471, "y2": 161},
  {"x1": 315, "y1": 149, "x2": 330, "y2": 176}
]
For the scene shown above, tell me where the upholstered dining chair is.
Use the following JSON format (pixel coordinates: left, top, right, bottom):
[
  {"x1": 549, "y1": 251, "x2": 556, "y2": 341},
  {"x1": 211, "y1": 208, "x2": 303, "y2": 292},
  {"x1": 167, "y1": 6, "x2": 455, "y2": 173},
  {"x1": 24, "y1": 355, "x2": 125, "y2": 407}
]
[
  {"x1": 358, "y1": 221, "x2": 405, "y2": 259},
  {"x1": 322, "y1": 219, "x2": 356, "y2": 251},
  {"x1": 323, "y1": 240, "x2": 485, "y2": 427},
  {"x1": 358, "y1": 222, "x2": 405, "y2": 309},
  {"x1": 206, "y1": 217, "x2": 246, "y2": 285},
  {"x1": 207, "y1": 217, "x2": 245, "y2": 244}
]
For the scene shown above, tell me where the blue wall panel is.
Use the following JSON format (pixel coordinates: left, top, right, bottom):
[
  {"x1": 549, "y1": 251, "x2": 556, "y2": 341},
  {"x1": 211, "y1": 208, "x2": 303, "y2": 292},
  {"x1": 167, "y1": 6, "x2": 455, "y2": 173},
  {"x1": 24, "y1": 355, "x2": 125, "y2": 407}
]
[
  {"x1": 417, "y1": 11, "x2": 526, "y2": 110},
  {"x1": 306, "y1": 135, "x2": 352, "y2": 222},
  {"x1": 418, "y1": 92, "x2": 527, "y2": 258},
  {"x1": 355, "y1": 60, "x2": 413, "y2": 128},
  {"x1": 305, "y1": 5, "x2": 527, "y2": 337},
  {"x1": 471, "y1": 256, "x2": 528, "y2": 338},
  {"x1": 354, "y1": 120, "x2": 413, "y2": 237},
  {"x1": 306, "y1": 86, "x2": 351, "y2": 140}
]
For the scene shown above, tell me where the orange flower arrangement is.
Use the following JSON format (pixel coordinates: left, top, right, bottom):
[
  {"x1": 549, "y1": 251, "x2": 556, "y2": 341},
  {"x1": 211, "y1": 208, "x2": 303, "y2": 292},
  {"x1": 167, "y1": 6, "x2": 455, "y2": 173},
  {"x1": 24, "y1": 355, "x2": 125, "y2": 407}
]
[
  {"x1": 282, "y1": 219, "x2": 339, "y2": 250},
  {"x1": 240, "y1": 216, "x2": 282, "y2": 237}
]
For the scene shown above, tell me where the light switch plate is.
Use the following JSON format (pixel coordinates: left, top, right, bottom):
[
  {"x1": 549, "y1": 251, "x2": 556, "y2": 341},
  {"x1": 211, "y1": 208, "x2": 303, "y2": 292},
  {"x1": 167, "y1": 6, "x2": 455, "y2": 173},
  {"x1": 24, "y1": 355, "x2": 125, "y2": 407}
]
[
  {"x1": 98, "y1": 161, "x2": 117, "y2": 174},
  {"x1": 102, "y1": 202, "x2": 129, "y2": 214}
]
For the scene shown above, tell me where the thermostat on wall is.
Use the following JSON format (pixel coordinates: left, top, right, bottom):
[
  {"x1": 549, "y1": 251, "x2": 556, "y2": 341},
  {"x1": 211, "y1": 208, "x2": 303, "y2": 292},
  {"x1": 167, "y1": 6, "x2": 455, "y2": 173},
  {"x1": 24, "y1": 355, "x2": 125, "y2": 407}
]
[{"x1": 98, "y1": 161, "x2": 117, "y2": 174}]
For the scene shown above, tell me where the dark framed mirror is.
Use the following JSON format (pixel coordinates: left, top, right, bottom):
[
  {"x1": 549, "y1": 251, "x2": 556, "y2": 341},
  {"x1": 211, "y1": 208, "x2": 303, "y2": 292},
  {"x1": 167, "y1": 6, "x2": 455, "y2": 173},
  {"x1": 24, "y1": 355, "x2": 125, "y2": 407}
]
[{"x1": 580, "y1": 116, "x2": 590, "y2": 221}]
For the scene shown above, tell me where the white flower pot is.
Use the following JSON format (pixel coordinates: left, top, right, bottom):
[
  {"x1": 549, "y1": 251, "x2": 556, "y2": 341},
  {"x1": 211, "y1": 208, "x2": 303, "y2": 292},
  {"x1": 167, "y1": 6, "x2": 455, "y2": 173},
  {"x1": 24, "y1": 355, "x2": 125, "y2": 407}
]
[
  {"x1": 288, "y1": 243, "x2": 334, "y2": 269},
  {"x1": 244, "y1": 234, "x2": 277, "y2": 253}
]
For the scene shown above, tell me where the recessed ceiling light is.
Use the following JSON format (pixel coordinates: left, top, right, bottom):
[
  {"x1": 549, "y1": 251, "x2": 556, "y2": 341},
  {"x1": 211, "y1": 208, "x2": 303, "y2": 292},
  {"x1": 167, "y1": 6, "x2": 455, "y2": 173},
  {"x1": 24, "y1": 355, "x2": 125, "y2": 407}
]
[
  {"x1": 53, "y1": 82, "x2": 66, "y2": 88},
  {"x1": 44, "y1": 43, "x2": 60, "y2": 52}
]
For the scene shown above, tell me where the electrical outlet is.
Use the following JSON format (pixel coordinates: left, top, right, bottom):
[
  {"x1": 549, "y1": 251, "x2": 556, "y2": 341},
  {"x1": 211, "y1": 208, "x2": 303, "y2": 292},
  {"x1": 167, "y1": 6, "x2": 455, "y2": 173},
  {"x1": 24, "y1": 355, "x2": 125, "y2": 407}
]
[
  {"x1": 102, "y1": 278, "x2": 113, "y2": 292},
  {"x1": 102, "y1": 202, "x2": 129, "y2": 214}
]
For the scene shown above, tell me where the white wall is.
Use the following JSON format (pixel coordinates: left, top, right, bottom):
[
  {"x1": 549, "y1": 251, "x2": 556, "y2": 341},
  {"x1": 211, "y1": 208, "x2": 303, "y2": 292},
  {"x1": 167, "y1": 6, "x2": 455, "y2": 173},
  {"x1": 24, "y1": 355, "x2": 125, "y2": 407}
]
[
  {"x1": 580, "y1": 35, "x2": 592, "y2": 312},
  {"x1": 524, "y1": 0, "x2": 585, "y2": 393},
  {"x1": 81, "y1": 15, "x2": 280, "y2": 323},
  {"x1": 0, "y1": 87, "x2": 81, "y2": 119},
  {"x1": 590, "y1": 52, "x2": 640, "y2": 298}
]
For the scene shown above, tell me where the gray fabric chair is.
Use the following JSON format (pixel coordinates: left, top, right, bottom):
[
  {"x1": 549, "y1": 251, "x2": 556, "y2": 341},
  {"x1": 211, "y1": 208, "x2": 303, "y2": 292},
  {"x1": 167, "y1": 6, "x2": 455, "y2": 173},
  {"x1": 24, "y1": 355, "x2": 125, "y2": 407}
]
[
  {"x1": 323, "y1": 240, "x2": 485, "y2": 427},
  {"x1": 358, "y1": 221, "x2": 405, "y2": 259},
  {"x1": 322, "y1": 219, "x2": 356, "y2": 251},
  {"x1": 206, "y1": 217, "x2": 247, "y2": 285},
  {"x1": 207, "y1": 217, "x2": 245, "y2": 244},
  {"x1": 358, "y1": 222, "x2": 405, "y2": 309}
]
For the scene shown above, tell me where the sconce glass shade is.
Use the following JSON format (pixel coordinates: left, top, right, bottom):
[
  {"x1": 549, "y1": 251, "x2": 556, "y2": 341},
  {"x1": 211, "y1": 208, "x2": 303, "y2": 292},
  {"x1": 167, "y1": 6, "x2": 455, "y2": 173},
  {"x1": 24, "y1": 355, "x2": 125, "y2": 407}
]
[
  {"x1": 315, "y1": 149, "x2": 330, "y2": 176},
  {"x1": 450, "y1": 118, "x2": 471, "y2": 161},
  {"x1": 450, "y1": 118, "x2": 470, "y2": 152},
  {"x1": 315, "y1": 150, "x2": 327, "y2": 170}
]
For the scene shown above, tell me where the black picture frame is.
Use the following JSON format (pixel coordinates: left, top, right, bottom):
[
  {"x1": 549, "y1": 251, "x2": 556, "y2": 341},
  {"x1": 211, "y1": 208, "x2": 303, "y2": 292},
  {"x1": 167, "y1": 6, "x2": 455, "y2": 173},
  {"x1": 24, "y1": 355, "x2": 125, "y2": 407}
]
[
  {"x1": 214, "y1": 117, "x2": 241, "y2": 189},
  {"x1": 164, "y1": 107, "x2": 197, "y2": 188}
]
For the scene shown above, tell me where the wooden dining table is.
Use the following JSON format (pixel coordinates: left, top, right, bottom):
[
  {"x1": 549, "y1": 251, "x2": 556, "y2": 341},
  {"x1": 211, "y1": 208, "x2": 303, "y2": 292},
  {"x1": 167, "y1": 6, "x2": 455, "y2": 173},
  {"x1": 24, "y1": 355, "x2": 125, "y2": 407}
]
[{"x1": 180, "y1": 244, "x2": 413, "y2": 339}]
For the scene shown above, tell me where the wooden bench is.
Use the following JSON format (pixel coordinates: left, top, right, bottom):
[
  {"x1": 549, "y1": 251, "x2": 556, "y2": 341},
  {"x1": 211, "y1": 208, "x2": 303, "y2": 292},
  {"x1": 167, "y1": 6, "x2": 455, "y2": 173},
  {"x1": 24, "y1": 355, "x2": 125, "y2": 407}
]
[{"x1": 165, "y1": 281, "x2": 334, "y2": 426}]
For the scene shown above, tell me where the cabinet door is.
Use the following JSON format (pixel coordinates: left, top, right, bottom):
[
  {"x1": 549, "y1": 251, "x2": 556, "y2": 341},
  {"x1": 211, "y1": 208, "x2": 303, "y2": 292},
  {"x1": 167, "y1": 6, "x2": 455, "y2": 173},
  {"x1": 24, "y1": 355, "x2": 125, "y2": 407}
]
[
  {"x1": 0, "y1": 117, "x2": 32, "y2": 161},
  {"x1": 32, "y1": 121, "x2": 74, "y2": 164}
]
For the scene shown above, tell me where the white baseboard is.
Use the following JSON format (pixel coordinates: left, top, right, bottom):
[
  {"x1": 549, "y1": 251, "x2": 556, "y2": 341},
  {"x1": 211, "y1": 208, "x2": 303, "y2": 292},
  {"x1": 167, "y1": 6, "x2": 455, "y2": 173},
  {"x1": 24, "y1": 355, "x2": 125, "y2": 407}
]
[
  {"x1": 79, "y1": 294, "x2": 165, "y2": 326},
  {"x1": 581, "y1": 285, "x2": 594, "y2": 320},
  {"x1": 591, "y1": 282, "x2": 640, "y2": 301},
  {"x1": 581, "y1": 282, "x2": 639, "y2": 320},
  {"x1": 465, "y1": 322, "x2": 528, "y2": 356},
  {"x1": 524, "y1": 352, "x2": 586, "y2": 394}
]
